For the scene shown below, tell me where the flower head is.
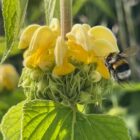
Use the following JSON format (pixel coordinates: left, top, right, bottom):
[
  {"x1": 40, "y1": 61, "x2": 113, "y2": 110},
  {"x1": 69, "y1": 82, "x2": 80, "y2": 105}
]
[
  {"x1": 19, "y1": 21, "x2": 120, "y2": 79},
  {"x1": 18, "y1": 21, "x2": 117, "y2": 104}
]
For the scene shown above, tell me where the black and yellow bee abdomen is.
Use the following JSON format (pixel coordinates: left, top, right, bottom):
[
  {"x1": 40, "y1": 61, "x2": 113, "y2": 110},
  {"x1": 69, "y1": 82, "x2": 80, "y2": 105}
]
[
  {"x1": 112, "y1": 59, "x2": 128, "y2": 69},
  {"x1": 112, "y1": 59, "x2": 131, "y2": 81}
]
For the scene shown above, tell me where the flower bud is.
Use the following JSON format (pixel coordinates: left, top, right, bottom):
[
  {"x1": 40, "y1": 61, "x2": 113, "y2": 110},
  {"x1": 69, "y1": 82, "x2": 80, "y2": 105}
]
[
  {"x1": 0, "y1": 64, "x2": 19, "y2": 90},
  {"x1": 91, "y1": 71, "x2": 102, "y2": 82}
]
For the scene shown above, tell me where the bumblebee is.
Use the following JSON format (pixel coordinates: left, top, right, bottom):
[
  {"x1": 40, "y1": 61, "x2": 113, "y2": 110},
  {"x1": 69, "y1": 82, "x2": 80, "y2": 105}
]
[{"x1": 105, "y1": 47, "x2": 137, "y2": 82}]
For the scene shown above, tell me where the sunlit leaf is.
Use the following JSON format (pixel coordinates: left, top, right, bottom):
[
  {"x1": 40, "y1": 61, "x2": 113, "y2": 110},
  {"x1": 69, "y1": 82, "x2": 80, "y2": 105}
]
[
  {"x1": 22, "y1": 100, "x2": 130, "y2": 140},
  {"x1": 1, "y1": 0, "x2": 28, "y2": 63},
  {"x1": 1, "y1": 102, "x2": 24, "y2": 140}
]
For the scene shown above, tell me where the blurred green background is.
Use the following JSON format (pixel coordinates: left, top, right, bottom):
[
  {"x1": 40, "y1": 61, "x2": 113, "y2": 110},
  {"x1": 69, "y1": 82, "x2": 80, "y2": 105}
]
[{"x1": 0, "y1": 0, "x2": 140, "y2": 139}]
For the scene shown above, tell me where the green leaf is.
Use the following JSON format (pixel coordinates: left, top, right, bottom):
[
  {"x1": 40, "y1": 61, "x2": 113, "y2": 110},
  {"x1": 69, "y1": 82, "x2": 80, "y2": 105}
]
[
  {"x1": 54, "y1": 0, "x2": 60, "y2": 19},
  {"x1": 113, "y1": 82, "x2": 140, "y2": 94},
  {"x1": 0, "y1": 37, "x2": 20, "y2": 57},
  {"x1": 20, "y1": 0, "x2": 29, "y2": 24},
  {"x1": 90, "y1": 0, "x2": 115, "y2": 19},
  {"x1": 44, "y1": 0, "x2": 57, "y2": 25},
  {"x1": 1, "y1": 0, "x2": 20, "y2": 62},
  {"x1": 1, "y1": 0, "x2": 28, "y2": 63},
  {"x1": 73, "y1": 0, "x2": 87, "y2": 16},
  {"x1": 22, "y1": 100, "x2": 130, "y2": 140},
  {"x1": 1, "y1": 102, "x2": 24, "y2": 140}
]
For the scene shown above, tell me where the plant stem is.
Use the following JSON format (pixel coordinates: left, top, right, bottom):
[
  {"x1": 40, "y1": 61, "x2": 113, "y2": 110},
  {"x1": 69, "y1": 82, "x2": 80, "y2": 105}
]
[{"x1": 60, "y1": 0, "x2": 72, "y2": 39}]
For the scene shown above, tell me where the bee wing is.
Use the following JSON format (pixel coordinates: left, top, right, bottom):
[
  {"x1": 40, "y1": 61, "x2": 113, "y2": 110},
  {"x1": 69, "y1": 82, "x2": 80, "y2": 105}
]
[{"x1": 119, "y1": 46, "x2": 139, "y2": 57}]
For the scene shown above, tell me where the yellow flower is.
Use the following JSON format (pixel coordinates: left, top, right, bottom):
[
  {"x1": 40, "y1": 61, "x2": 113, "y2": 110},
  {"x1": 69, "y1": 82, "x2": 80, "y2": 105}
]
[
  {"x1": 53, "y1": 36, "x2": 75, "y2": 76},
  {"x1": 66, "y1": 24, "x2": 119, "y2": 79},
  {"x1": 18, "y1": 20, "x2": 120, "y2": 79},
  {"x1": 0, "y1": 64, "x2": 19, "y2": 90},
  {"x1": 19, "y1": 19, "x2": 60, "y2": 71},
  {"x1": 18, "y1": 24, "x2": 40, "y2": 49}
]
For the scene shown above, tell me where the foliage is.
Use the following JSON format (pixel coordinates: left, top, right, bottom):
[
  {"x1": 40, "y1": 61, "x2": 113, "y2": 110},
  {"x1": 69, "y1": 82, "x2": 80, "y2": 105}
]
[
  {"x1": 0, "y1": 89, "x2": 25, "y2": 140},
  {"x1": 1, "y1": 102, "x2": 24, "y2": 140},
  {"x1": 1, "y1": 100, "x2": 130, "y2": 140},
  {"x1": 1, "y1": 0, "x2": 28, "y2": 63},
  {"x1": 1, "y1": 0, "x2": 140, "y2": 140},
  {"x1": 0, "y1": 89, "x2": 25, "y2": 120},
  {"x1": 0, "y1": 37, "x2": 20, "y2": 57}
]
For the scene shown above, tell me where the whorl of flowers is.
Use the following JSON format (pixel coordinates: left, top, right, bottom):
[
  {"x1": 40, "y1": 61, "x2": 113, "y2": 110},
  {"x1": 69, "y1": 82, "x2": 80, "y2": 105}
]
[{"x1": 18, "y1": 18, "x2": 119, "y2": 105}]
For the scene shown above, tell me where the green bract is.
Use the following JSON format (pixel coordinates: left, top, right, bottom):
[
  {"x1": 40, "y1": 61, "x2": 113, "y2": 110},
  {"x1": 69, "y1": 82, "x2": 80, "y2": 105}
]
[{"x1": 19, "y1": 64, "x2": 112, "y2": 105}]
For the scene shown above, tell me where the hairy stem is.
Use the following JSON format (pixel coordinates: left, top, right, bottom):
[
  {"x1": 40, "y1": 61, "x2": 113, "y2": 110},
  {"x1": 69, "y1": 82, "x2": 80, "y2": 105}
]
[{"x1": 60, "y1": 0, "x2": 72, "y2": 39}]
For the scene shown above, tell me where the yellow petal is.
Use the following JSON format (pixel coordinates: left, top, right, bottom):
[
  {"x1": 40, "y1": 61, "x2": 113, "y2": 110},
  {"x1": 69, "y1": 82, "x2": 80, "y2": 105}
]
[
  {"x1": 24, "y1": 54, "x2": 37, "y2": 68},
  {"x1": 92, "y1": 39, "x2": 118, "y2": 57},
  {"x1": 23, "y1": 50, "x2": 30, "y2": 59},
  {"x1": 66, "y1": 24, "x2": 91, "y2": 51},
  {"x1": 37, "y1": 53, "x2": 54, "y2": 71},
  {"x1": 29, "y1": 26, "x2": 57, "y2": 53},
  {"x1": 49, "y1": 18, "x2": 60, "y2": 36},
  {"x1": 67, "y1": 41, "x2": 90, "y2": 63},
  {"x1": 53, "y1": 37, "x2": 75, "y2": 76},
  {"x1": 24, "y1": 47, "x2": 54, "y2": 70},
  {"x1": 89, "y1": 26, "x2": 119, "y2": 51},
  {"x1": 18, "y1": 24, "x2": 40, "y2": 49},
  {"x1": 82, "y1": 24, "x2": 91, "y2": 32},
  {"x1": 54, "y1": 37, "x2": 67, "y2": 66},
  {"x1": 66, "y1": 24, "x2": 81, "y2": 41},
  {"x1": 96, "y1": 59, "x2": 110, "y2": 79},
  {"x1": 53, "y1": 63, "x2": 75, "y2": 76}
]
